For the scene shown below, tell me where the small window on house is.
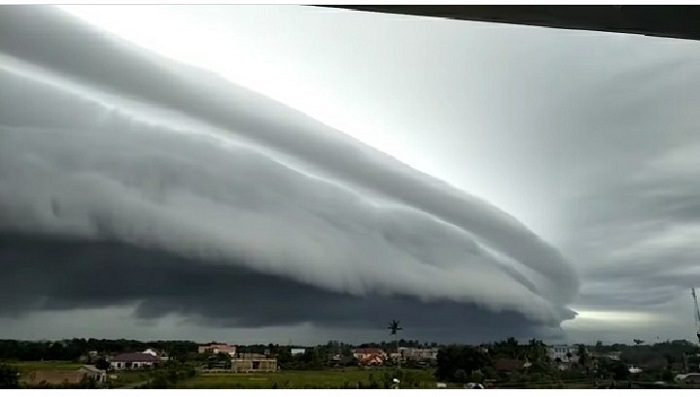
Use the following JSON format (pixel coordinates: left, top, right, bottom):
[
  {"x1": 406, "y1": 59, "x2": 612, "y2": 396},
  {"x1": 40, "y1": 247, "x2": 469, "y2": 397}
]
[{"x1": 252, "y1": 361, "x2": 260, "y2": 370}]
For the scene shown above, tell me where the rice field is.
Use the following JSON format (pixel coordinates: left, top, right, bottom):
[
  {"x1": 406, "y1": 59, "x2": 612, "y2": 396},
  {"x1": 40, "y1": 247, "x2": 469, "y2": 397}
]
[{"x1": 4, "y1": 361, "x2": 83, "y2": 373}]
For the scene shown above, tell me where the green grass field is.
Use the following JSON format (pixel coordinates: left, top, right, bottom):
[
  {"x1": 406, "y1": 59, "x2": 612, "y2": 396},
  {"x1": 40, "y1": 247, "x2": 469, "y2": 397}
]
[
  {"x1": 5, "y1": 361, "x2": 83, "y2": 373},
  {"x1": 180, "y1": 368, "x2": 439, "y2": 389}
]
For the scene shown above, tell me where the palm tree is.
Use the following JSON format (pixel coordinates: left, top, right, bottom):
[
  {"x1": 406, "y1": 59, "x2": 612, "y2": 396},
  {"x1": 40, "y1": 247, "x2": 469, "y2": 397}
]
[{"x1": 388, "y1": 320, "x2": 403, "y2": 369}]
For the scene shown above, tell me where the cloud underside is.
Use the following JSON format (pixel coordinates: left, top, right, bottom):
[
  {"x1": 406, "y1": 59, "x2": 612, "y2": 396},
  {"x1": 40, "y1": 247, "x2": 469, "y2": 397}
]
[
  {"x1": 0, "y1": 6, "x2": 578, "y2": 339},
  {"x1": 0, "y1": 233, "x2": 564, "y2": 342}
]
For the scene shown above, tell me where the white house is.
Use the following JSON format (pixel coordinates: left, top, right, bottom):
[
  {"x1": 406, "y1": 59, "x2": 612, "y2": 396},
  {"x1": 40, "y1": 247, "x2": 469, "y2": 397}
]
[
  {"x1": 143, "y1": 348, "x2": 169, "y2": 361},
  {"x1": 290, "y1": 348, "x2": 306, "y2": 356},
  {"x1": 547, "y1": 345, "x2": 578, "y2": 363},
  {"x1": 198, "y1": 343, "x2": 237, "y2": 357},
  {"x1": 110, "y1": 352, "x2": 160, "y2": 370}
]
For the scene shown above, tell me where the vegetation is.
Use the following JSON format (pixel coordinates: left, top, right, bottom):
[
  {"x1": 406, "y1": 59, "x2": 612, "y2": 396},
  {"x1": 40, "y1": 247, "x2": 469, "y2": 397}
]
[
  {"x1": 0, "y1": 339, "x2": 199, "y2": 362},
  {"x1": 180, "y1": 368, "x2": 436, "y2": 389},
  {"x1": 140, "y1": 361, "x2": 198, "y2": 388},
  {"x1": 1, "y1": 337, "x2": 699, "y2": 389},
  {"x1": 0, "y1": 363, "x2": 19, "y2": 389},
  {"x1": 435, "y1": 345, "x2": 489, "y2": 382}
]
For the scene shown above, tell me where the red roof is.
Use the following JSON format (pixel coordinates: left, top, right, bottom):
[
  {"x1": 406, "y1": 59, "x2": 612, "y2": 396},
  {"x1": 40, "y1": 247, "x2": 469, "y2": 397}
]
[
  {"x1": 112, "y1": 352, "x2": 161, "y2": 363},
  {"x1": 360, "y1": 353, "x2": 385, "y2": 365}
]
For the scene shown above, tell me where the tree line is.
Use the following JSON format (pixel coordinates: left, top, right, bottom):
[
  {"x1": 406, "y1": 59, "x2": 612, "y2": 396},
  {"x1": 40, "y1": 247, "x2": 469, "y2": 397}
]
[{"x1": 0, "y1": 339, "x2": 199, "y2": 362}]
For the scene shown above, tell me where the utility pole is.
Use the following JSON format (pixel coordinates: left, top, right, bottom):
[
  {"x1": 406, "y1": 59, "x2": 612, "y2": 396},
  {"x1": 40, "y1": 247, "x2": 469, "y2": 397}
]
[{"x1": 692, "y1": 288, "x2": 700, "y2": 345}]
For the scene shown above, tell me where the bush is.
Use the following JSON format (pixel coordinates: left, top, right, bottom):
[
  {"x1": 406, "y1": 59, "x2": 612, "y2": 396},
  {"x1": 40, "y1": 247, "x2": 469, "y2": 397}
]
[
  {"x1": 454, "y1": 369, "x2": 468, "y2": 383},
  {"x1": 661, "y1": 370, "x2": 674, "y2": 382},
  {"x1": 0, "y1": 364, "x2": 19, "y2": 389}
]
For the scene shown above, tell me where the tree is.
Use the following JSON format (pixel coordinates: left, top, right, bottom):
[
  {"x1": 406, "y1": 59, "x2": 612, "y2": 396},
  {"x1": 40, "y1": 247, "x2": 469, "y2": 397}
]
[
  {"x1": 577, "y1": 344, "x2": 589, "y2": 368},
  {"x1": 454, "y1": 369, "x2": 468, "y2": 383},
  {"x1": 0, "y1": 364, "x2": 19, "y2": 389},
  {"x1": 609, "y1": 362, "x2": 629, "y2": 381},
  {"x1": 663, "y1": 353, "x2": 675, "y2": 370},
  {"x1": 95, "y1": 358, "x2": 110, "y2": 371},
  {"x1": 633, "y1": 339, "x2": 645, "y2": 346},
  {"x1": 436, "y1": 346, "x2": 489, "y2": 382}
]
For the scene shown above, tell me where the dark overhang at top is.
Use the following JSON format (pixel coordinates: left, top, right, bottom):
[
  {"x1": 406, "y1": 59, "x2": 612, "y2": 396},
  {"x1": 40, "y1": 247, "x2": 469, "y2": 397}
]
[{"x1": 321, "y1": 5, "x2": 700, "y2": 42}]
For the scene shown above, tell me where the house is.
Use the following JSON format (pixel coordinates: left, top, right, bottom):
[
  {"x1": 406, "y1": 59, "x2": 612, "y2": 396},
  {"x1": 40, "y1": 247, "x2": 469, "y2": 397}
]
[
  {"x1": 143, "y1": 348, "x2": 169, "y2": 362},
  {"x1": 547, "y1": 345, "x2": 579, "y2": 363},
  {"x1": 232, "y1": 353, "x2": 278, "y2": 373},
  {"x1": 291, "y1": 348, "x2": 306, "y2": 356},
  {"x1": 198, "y1": 343, "x2": 237, "y2": 357},
  {"x1": 360, "y1": 353, "x2": 385, "y2": 366},
  {"x1": 328, "y1": 354, "x2": 353, "y2": 366},
  {"x1": 110, "y1": 352, "x2": 160, "y2": 370},
  {"x1": 352, "y1": 348, "x2": 386, "y2": 361},
  {"x1": 398, "y1": 347, "x2": 439, "y2": 362},
  {"x1": 353, "y1": 348, "x2": 387, "y2": 366}
]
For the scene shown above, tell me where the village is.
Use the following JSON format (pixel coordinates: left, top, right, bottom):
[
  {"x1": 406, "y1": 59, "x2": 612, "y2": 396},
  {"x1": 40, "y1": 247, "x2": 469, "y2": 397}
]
[{"x1": 2, "y1": 337, "x2": 700, "y2": 389}]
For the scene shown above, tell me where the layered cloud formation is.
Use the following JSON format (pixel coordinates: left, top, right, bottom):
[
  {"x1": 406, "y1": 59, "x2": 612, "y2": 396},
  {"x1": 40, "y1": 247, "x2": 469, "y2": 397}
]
[{"x1": 0, "y1": 6, "x2": 579, "y2": 341}]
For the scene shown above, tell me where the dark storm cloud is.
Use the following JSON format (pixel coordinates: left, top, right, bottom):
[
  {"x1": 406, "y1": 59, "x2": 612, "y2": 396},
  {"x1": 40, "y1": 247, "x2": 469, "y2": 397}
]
[
  {"x1": 0, "y1": 233, "x2": 557, "y2": 343},
  {"x1": 0, "y1": 6, "x2": 579, "y2": 306},
  {"x1": 0, "y1": 6, "x2": 586, "y2": 341},
  {"x1": 0, "y1": 67, "x2": 568, "y2": 326}
]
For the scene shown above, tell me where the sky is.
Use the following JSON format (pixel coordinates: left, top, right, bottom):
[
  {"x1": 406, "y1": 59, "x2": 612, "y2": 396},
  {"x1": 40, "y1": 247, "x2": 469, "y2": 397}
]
[{"x1": 1, "y1": 5, "x2": 700, "y2": 346}]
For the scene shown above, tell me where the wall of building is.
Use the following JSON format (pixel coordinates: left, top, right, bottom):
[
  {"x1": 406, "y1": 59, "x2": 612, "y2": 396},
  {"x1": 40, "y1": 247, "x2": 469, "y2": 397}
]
[
  {"x1": 110, "y1": 361, "x2": 157, "y2": 370},
  {"x1": 232, "y1": 358, "x2": 278, "y2": 373}
]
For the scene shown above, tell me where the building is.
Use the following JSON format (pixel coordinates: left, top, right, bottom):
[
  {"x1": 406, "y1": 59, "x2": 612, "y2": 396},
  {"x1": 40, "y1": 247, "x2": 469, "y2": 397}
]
[
  {"x1": 290, "y1": 348, "x2": 306, "y2": 356},
  {"x1": 328, "y1": 354, "x2": 353, "y2": 366},
  {"x1": 198, "y1": 343, "x2": 237, "y2": 357},
  {"x1": 110, "y1": 352, "x2": 161, "y2": 370},
  {"x1": 547, "y1": 345, "x2": 579, "y2": 363},
  {"x1": 352, "y1": 348, "x2": 386, "y2": 361},
  {"x1": 398, "y1": 347, "x2": 439, "y2": 362},
  {"x1": 353, "y1": 348, "x2": 387, "y2": 366},
  {"x1": 143, "y1": 348, "x2": 169, "y2": 362},
  {"x1": 232, "y1": 353, "x2": 278, "y2": 373},
  {"x1": 684, "y1": 353, "x2": 700, "y2": 373},
  {"x1": 78, "y1": 365, "x2": 107, "y2": 384}
]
